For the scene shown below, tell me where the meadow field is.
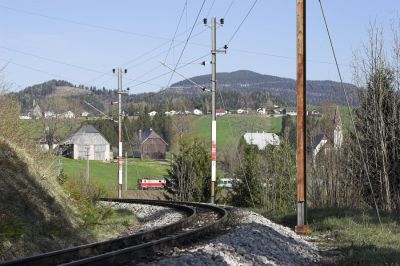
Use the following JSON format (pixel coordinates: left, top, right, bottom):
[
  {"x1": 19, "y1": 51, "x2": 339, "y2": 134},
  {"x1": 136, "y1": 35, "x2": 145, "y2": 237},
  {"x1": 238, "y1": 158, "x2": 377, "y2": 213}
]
[
  {"x1": 62, "y1": 158, "x2": 169, "y2": 191},
  {"x1": 190, "y1": 114, "x2": 282, "y2": 150}
]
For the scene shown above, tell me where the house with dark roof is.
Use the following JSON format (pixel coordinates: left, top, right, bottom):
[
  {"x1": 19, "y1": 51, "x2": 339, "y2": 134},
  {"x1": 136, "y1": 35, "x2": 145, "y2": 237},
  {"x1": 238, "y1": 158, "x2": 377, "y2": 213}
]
[
  {"x1": 133, "y1": 129, "x2": 168, "y2": 160},
  {"x1": 59, "y1": 125, "x2": 111, "y2": 161},
  {"x1": 312, "y1": 133, "x2": 330, "y2": 160}
]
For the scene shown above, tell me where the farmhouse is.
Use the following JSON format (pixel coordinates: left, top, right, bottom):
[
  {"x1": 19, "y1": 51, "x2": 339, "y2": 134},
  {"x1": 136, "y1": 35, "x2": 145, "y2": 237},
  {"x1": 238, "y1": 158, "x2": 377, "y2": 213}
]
[
  {"x1": 59, "y1": 125, "x2": 111, "y2": 161},
  {"x1": 243, "y1": 132, "x2": 280, "y2": 150},
  {"x1": 133, "y1": 129, "x2": 168, "y2": 160}
]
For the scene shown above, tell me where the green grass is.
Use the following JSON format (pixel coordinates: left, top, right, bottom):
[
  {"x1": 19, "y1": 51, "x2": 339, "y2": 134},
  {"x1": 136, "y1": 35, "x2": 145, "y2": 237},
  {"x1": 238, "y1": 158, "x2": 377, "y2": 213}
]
[
  {"x1": 20, "y1": 118, "x2": 83, "y2": 140},
  {"x1": 62, "y1": 158, "x2": 169, "y2": 191},
  {"x1": 190, "y1": 115, "x2": 282, "y2": 149},
  {"x1": 258, "y1": 207, "x2": 400, "y2": 265}
]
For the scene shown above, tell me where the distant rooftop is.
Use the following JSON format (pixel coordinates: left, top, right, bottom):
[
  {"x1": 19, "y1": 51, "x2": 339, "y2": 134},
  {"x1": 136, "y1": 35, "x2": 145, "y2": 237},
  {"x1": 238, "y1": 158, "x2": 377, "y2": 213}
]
[{"x1": 243, "y1": 132, "x2": 280, "y2": 150}]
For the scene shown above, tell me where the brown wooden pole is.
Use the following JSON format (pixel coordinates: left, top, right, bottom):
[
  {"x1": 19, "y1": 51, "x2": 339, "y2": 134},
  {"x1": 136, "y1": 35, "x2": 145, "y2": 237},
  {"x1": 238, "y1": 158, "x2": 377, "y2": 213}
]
[{"x1": 295, "y1": 0, "x2": 310, "y2": 235}]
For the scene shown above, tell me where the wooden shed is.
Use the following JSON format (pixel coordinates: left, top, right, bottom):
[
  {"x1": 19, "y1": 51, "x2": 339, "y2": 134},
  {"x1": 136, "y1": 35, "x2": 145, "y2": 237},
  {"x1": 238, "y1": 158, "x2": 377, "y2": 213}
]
[
  {"x1": 133, "y1": 129, "x2": 167, "y2": 160},
  {"x1": 60, "y1": 125, "x2": 111, "y2": 161}
]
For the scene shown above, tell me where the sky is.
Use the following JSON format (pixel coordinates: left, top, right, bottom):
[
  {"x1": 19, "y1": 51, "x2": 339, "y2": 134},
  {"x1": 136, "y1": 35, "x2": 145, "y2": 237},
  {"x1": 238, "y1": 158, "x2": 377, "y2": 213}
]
[{"x1": 0, "y1": 0, "x2": 399, "y2": 93}]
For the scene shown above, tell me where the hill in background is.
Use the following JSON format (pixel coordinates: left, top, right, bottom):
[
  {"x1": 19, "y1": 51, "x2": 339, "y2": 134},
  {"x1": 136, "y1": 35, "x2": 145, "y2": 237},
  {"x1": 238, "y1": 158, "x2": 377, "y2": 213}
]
[
  {"x1": 169, "y1": 70, "x2": 359, "y2": 105},
  {"x1": 11, "y1": 70, "x2": 359, "y2": 117}
]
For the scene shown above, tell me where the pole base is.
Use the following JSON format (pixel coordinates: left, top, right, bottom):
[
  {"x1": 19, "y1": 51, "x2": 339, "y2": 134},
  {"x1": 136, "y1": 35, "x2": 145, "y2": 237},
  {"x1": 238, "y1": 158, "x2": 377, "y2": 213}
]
[{"x1": 295, "y1": 224, "x2": 310, "y2": 235}]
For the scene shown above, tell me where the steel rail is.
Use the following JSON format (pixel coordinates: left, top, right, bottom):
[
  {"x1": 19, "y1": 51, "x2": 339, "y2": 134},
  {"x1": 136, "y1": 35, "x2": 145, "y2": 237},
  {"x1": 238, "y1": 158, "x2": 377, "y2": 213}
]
[
  {"x1": 61, "y1": 198, "x2": 228, "y2": 265},
  {"x1": 1, "y1": 199, "x2": 196, "y2": 266}
]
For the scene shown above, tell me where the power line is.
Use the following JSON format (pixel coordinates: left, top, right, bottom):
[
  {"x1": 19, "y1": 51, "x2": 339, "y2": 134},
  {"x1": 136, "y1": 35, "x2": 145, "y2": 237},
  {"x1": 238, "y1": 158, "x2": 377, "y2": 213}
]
[
  {"x1": 318, "y1": 0, "x2": 382, "y2": 226},
  {"x1": 0, "y1": 4, "x2": 172, "y2": 41},
  {"x1": 226, "y1": 0, "x2": 258, "y2": 45},
  {"x1": 166, "y1": 0, "x2": 206, "y2": 87}
]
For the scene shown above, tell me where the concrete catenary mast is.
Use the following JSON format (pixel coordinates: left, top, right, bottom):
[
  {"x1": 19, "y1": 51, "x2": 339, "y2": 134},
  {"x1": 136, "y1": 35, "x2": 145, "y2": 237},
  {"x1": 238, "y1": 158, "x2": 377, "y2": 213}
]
[{"x1": 113, "y1": 68, "x2": 128, "y2": 199}]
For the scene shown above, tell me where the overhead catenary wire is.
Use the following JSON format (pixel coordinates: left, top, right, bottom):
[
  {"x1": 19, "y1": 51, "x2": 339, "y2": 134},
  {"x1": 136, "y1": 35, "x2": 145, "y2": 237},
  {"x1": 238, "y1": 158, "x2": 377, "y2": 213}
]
[
  {"x1": 226, "y1": 0, "x2": 258, "y2": 45},
  {"x1": 163, "y1": 1, "x2": 188, "y2": 65},
  {"x1": 165, "y1": 0, "x2": 206, "y2": 87},
  {"x1": 317, "y1": 0, "x2": 382, "y2": 226}
]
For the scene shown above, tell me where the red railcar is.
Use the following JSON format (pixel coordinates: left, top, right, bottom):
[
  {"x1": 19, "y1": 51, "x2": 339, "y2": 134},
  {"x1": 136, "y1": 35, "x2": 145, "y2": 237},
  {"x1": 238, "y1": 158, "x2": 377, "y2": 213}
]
[{"x1": 137, "y1": 178, "x2": 166, "y2": 190}]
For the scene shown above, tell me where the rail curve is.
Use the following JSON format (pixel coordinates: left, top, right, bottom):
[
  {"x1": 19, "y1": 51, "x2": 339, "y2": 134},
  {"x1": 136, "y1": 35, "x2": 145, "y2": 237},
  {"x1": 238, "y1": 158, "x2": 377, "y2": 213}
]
[{"x1": 1, "y1": 198, "x2": 228, "y2": 266}]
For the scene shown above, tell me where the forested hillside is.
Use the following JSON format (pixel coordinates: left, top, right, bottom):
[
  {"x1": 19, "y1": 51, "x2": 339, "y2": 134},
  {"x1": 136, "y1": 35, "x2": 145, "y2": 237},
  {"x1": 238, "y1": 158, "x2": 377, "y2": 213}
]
[{"x1": 11, "y1": 70, "x2": 358, "y2": 117}]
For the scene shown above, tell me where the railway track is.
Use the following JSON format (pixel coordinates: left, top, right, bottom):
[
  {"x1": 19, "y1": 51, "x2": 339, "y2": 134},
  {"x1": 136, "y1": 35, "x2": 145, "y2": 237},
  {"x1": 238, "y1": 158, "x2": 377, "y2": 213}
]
[{"x1": 1, "y1": 198, "x2": 228, "y2": 266}]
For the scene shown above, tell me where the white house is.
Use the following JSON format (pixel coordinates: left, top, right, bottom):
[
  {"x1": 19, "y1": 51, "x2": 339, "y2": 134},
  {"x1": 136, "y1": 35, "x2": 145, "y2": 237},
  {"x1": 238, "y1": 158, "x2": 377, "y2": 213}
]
[
  {"x1": 312, "y1": 133, "x2": 329, "y2": 159},
  {"x1": 19, "y1": 115, "x2": 32, "y2": 120},
  {"x1": 81, "y1": 111, "x2": 89, "y2": 117},
  {"x1": 243, "y1": 132, "x2": 280, "y2": 150},
  {"x1": 59, "y1": 125, "x2": 111, "y2": 161},
  {"x1": 44, "y1": 111, "x2": 56, "y2": 118},
  {"x1": 165, "y1": 110, "x2": 177, "y2": 116},
  {"x1": 148, "y1": 111, "x2": 158, "y2": 117},
  {"x1": 283, "y1": 107, "x2": 297, "y2": 116},
  {"x1": 193, "y1": 109, "x2": 203, "y2": 116},
  {"x1": 32, "y1": 104, "x2": 42, "y2": 118},
  {"x1": 257, "y1": 107, "x2": 266, "y2": 114},
  {"x1": 61, "y1": 111, "x2": 75, "y2": 119}
]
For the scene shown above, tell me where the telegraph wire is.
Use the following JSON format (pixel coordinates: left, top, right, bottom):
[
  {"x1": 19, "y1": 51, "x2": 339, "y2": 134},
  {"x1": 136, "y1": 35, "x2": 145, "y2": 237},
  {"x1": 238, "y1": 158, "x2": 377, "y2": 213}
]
[
  {"x1": 0, "y1": 45, "x2": 108, "y2": 74},
  {"x1": 318, "y1": 0, "x2": 382, "y2": 226}
]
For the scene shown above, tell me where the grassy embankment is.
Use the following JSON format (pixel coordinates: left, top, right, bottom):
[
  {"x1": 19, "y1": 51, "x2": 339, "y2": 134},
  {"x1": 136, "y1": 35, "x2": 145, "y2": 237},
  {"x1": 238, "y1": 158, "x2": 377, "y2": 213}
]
[
  {"x1": 258, "y1": 208, "x2": 400, "y2": 265},
  {"x1": 191, "y1": 114, "x2": 282, "y2": 150},
  {"x1": 0, "y1": 140, "x2": 139, "y2": 261}
]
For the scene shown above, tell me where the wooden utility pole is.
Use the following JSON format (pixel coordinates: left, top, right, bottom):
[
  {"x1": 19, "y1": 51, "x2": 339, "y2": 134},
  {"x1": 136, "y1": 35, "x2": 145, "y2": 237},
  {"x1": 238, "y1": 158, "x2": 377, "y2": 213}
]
[{"x1": 295, "y1": 0, "x2": 310, "y2": 235}]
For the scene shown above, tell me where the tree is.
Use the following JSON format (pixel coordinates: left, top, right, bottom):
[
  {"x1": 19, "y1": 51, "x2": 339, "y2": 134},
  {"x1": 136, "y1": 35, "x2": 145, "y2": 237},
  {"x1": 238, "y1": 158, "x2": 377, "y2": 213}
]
[
  {"x1": 168, "y1": 138, "x2": 211, "y2": 202},
  {"x1": 230, "y1": 143, "x2": 262, "y2": 207},
  {"x1": 350, "y1": 24, "x2": 400, "y2": 212}
]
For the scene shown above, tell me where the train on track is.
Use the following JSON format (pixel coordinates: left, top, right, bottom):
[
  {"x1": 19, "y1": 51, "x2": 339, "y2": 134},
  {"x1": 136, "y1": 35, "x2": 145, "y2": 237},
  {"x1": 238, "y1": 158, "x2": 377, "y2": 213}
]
[{"x1": 137, "y1": 178, "x2": 166, "y2": 189}]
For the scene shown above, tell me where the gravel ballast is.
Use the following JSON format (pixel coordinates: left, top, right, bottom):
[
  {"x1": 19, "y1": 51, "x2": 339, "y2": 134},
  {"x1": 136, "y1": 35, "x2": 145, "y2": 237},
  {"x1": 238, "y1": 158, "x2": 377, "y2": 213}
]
[
  {"x1": 101, "y1": 202, "x2": 320, "y2": 265},
  {"x1": 143, "y1": 209, "x2": 320, "y2": 265},
  {"x1": 99, "y1": 201, "x2": 185, "y2": 230}
]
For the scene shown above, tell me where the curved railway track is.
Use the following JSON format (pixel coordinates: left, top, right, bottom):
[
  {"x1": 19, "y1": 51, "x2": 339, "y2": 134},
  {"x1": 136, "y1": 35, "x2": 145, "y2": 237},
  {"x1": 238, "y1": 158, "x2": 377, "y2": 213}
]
[{"x1": 1, "y1": 198, "x2": 228, "y2": 266}]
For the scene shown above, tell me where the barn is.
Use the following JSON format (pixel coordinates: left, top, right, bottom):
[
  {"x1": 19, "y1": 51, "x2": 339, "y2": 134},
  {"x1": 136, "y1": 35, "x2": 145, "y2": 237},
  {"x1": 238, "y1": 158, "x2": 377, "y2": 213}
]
[
  {"x1": 133, "y1": 129, "x2": 167, "y2": 160},
  {"x1": 59, "y1": 125, "x2": 111, "y2": 161}
]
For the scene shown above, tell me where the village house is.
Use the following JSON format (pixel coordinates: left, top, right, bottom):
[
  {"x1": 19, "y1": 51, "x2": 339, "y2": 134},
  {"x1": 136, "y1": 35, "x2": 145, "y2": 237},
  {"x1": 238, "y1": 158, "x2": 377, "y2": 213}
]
[
  {"x1": 59, "y1": 125, "x2": 111, "y2": 161},
  {"x1": 32, "y1": 104, "x2": 43, "y2": 118},
  {"x1": 193, "y1": 109, "x2": 203, "y2": 116},
  {"x1": 133, "y1": 129, "x2": 168, "y2": 160},
  {"x1": 236, "y1": 108, "x2": 247, "y2": 114},
  {"x1": 44, "y1": 111, "x2": 56, "y2": 118},
  {"x1": 257, "y1": 107, "x2": 266, "y2": 115},
  {"x1": 216, "y1": 109, "x2": 227, "y2": 116},
  {"x1": 282, "y1": 107, "x2": 297, "y2": 116},
  {"x1": 60, "y1": 111, "x2": 75, "y2": 119},
  {"x1": 81, "y1": 111, "x2": 89, "y2": 117},
  {"x1": 312, "y1": 106, "x2": 343, "y2": 162},
  {"x1": 243, "y1": 132, "x2": 280, "y2": 150},
  {"x1": 148, "y1": 110, "x2": 158, "y2": 117}
]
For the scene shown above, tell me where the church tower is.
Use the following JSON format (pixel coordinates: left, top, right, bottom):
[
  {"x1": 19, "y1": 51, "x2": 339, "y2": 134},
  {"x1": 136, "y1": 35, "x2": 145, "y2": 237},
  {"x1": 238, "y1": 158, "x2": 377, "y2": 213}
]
[{"x1": 333, "y1": 106, "x2": 343, "y2": 148}]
